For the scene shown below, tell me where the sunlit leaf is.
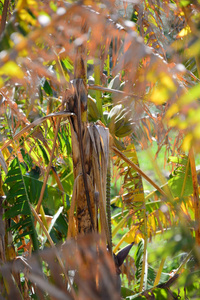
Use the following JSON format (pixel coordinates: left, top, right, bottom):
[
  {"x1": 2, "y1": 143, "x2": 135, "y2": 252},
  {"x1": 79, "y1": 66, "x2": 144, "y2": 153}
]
[
  {"x1": 0, "y1": 61, "x2": 24, "y2": 78},
  {"x1": 177, "y1": 25, "x2": 191, "y2": 38}
]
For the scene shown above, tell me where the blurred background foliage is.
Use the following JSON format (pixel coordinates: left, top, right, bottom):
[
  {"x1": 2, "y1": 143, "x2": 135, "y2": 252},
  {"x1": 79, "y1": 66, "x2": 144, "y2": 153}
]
[{"x1": 0, "y1": 0, "x2": 200, "y2": 299}]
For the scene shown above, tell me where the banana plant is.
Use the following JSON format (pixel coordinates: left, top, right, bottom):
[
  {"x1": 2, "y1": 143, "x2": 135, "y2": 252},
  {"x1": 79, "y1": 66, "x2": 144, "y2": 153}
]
[{"x1": 0, "y1": 1, "x2": 200, "y2": 300}]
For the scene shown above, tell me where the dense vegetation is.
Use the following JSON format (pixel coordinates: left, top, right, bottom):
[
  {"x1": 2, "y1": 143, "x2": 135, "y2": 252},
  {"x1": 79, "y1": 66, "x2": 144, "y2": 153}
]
[{"x1": 0, "y1": 0, "x2": 200, "y2": 299}]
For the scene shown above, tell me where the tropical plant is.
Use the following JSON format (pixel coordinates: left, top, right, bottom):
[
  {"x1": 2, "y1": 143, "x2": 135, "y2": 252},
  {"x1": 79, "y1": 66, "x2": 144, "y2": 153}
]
[{"x1": 0, "y1": 0, "x2": 200, "y2": 299}]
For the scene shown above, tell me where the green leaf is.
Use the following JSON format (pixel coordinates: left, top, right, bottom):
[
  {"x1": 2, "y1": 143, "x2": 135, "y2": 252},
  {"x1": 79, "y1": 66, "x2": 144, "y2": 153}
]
[
  {"x1": 43, "y1": 80, "x2": 53, "y2": 96},
  {"x1": 23, "y1": 174, "x2": 47, "y2": 205},
  {"x1": 121, "y1": 286, "x2": 134, "y2": 298},
  {"x1": 94, "y1": 61, "x2": 103, "y2": 120},
  {"x1": 37, "y1": 142, "x2": 49, "y2": 165},
  {"x1": 180, "y1": 0, "x2": 191, "y2": 7},
  {"x1": 135, "y1": 239, "x2": 144, "y2": 282},
  {"x1": 150, "y1": 288, "x2": 169, "y2": 299},
  {"x1": 61, "y1": 58, "x2": 73, "y2": 71},
  {"x1": 168, "y1": 155, "x2": 193, "y2": 197},
  {"x1": 3, "y1": 157, "x2": 39, "y2": 251}
]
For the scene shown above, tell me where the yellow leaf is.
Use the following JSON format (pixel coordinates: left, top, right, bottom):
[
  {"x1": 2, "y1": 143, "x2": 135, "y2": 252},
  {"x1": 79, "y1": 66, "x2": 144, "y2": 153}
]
[
  {"x1": 182, "y1": 134, "x2": 193, "y2": 151},
  {"x1": 24, "y1": 141, "x2": 39, "y2": 162},
  {"x1": 16, "y1": 0, "x2": 37, "y2": 10},
  {"x1": 19, "y1": 9, "x2": 37, "y2": 25},
  {"x1": 124, "y1": 231, "x2": 135, "y2": 244},
  {"x1": 150, "y1": 73, "x2": 176, "y2": 105},
  {"x1": 181, "y1": 202, "x2": 190, "y2": 218},
  {"x1": 2, "y1": 148, "x2": 11, "y2": 161},
  {"x1": 124, "y1": 226, "x2": 143, "y2": 244},
  {"x1": 160, "y1": 73, "x2": 176, "y2": 92},
  {"x1": 27, "y1": 0, "x2": 37, "y2": 5},
  {"x1": 150, "y1": 86, "x2": 169, "y2": 105},
  {"x1": 168, "y1": 118, "x2": 188, "y2": 130},
  {"x1": 178, "y1": 84, "x2": 200, "y2": 105},
  {"x1": 0, "y1": 77, "x2": 4, "y2": 88},
  {"x1": 0, "y1": 61, "x2": 24, "y2": 78},
  {"x1": 159, "y1": 210, "x2": 167, "y2": 228},
  {"x1": 194, "y1": 125, "x2": 200, "y2": 139},
  {"x1": 177, "y1": 25, "x2": 191, "y2": 38},
  {"x1": 166, "y1": 103, "x2": 179, "y2": 119},
  {"x1": 16, "y1": 0, "x2": 27, "y2": 10},
  {"x1": 132, "y1": 194, "x2": 145, "y2": 202},
  {"x1": 135, "y1": 232, "x2": 143, "y2": 244},
  {"x1": 148, "y1": 214, "x2": 156, "y2": 232}
]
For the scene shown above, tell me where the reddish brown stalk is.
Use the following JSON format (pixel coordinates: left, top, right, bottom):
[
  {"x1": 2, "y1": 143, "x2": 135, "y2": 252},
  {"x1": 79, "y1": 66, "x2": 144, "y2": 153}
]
[
  {"x1": 189, "y1": 148, "x2": 200, "y2": 245},
  {"x1": 0, "y1": 0, "x2": 9, "y2": 35}
]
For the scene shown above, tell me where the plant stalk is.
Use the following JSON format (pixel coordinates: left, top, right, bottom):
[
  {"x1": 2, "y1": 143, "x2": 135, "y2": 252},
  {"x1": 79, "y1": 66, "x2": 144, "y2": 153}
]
[
  {"x1": 189, "y1": 148, "x2": 200, "y2": 245},
  {"x1": 139, "y1": 212, "x2": 148, "y2": 292},
  {"x1": 106, "y1": 154, "x2": 112, "y2": 253},
  {"x1": 36, "y1": 118, "x2": 61, "y2": 214},
  {"x1": 0, "y1": 0, "x2": 9, "y2": 35},
  {"x1": 153, "y1": 258, "x2": 165, "y2": 287}
]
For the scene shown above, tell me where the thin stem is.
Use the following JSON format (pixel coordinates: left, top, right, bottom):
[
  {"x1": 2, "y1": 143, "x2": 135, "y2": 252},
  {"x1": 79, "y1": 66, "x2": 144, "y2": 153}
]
[
  {"x1": 154, "y1": 258, "x2": 165, "y2": 287},
  {"x1": 112, "y1": 146, "x2": 167, "y2": 198},
  {"x1": 39, "y1": 205, "x2": 48, "y2": 229},
  {"x1": 180, "y1": 156, "x2": 190, "y2": 197},
  {"x1": 176, "y1": 250, "x2": 192, "y2": 275},
  {"x1": 189, "y1": 148, "x2": 200, "y2": 245},
  {"x1": 139, "y1": 213, "x2": 148, "y2": 292},
  {"x1": 0, "y1": 0, "x2": 9, "y2": 35},
  {"x1": 36, "y1": 118, "x2": 61, "y2": 214},
  {"x1": 94, "y1": 62, "x2": 103, "y2": 117},
  {"x1": 106, "y1": 154, "x2": 112, "y2": 253},
  {"x1": 88, "y1": 84, "x2": 138, "y2": 99},
  {"x1": 192, "y1": 40, "x2": 200, "y2": 245}
]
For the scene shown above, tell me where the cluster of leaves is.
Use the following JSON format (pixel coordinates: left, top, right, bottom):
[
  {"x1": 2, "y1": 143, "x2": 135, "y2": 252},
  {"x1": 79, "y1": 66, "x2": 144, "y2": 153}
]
[{"x1": 0, "y1": 0, "x2": 200, "y2": 299}]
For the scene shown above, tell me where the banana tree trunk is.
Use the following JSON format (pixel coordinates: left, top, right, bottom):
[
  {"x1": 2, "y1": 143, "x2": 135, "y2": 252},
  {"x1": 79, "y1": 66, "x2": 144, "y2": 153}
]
[{"x1": 66, "y1": 55, "x2": 111, "y2": 250}]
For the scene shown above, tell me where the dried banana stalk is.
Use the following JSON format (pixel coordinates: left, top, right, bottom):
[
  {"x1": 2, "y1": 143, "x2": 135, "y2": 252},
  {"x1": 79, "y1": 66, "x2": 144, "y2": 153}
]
[{"x1": 66, "y1": 56, "x2": 111, "y2": 250}]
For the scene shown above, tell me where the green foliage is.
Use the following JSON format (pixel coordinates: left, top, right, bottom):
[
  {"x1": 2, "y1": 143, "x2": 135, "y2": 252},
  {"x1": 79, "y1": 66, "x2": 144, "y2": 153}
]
[
  {"x1": 135, "y1": 240, "x2": 145, "y2": 284},
  {"x1": 168, "y1": 155, "x2": 193, "y2": 197},
  {"x1": 3, "y1": 157, "x2": 39, "y2": 251},
  {"x1": 0, "y1": 0, "x2": 200, "y2": 298}
]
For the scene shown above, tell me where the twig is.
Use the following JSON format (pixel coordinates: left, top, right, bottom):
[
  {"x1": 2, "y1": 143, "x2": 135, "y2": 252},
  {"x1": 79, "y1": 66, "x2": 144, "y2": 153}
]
[
  {"x1": 189, "y1": 148, "x2": 200, "y2": 245},
  {"x1": 0, "y1": 0, "x2": 9, "y2": 35},
  {"x1": 88, "y1": 84, "x2": 138, "y2": 98}
]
